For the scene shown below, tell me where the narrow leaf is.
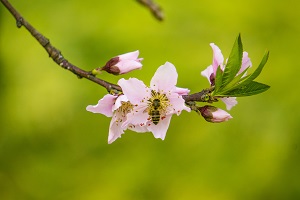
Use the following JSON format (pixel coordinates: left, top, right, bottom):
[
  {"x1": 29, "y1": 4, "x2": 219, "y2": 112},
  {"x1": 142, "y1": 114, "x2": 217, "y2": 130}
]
[
  {"x1": 220, "y1": 66, "x2": 249, "y2": 92},
  {"x1": 213, "y1": 65, "x2": 223, "y2": 94},
  {"x1": 219, "y1": 81, "x2": 270, "y2": 97},
  {"x1": 221, "y1": 34, "x2": 243, "y2": 88},
  {"x1": 229, "y1": 51, "x2": 269, "y2": 91}
]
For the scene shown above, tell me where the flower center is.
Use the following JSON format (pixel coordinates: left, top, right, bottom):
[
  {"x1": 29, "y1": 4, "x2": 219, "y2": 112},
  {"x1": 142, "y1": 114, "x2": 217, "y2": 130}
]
[
  {"x1": 147, "y1": 90, "x2": 170, "y2": 124},
  {"x1": 117, "y1": 101, "x2": 133, "y2": 118}
]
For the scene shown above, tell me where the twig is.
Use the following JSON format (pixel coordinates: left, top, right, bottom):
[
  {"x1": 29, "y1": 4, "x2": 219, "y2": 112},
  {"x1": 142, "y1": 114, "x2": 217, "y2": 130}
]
[
  {"x1": 1, "y1": 0, "x2": 212, "y2": 103},
  {"x1": 0, "y1": 0, "x2": 121, "y2": 92},
  {"x1": 136, "y1": 0, "x2": 164, "y2": 21}
]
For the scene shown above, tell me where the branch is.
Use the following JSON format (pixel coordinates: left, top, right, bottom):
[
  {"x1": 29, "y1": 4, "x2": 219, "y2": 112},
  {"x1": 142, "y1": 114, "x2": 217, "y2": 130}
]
[
  {"x1": 0, "y1": 0, "x2": 121, "y2": 92},
  {"x1": 136, "y1": 0, "x2": 164, "y2": 21},
  {"x1": 1, "y1": 0, "x2": 212, "y2": 103}
]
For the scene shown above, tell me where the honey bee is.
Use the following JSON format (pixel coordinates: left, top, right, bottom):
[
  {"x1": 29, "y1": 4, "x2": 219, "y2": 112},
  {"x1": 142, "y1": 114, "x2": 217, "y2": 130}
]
[{"x1": 149, "y1": 98, "x2": 161, "y2": 125}]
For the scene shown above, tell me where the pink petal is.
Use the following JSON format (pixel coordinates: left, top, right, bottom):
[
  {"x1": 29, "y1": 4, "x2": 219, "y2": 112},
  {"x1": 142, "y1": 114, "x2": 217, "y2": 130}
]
[
  {"x1": 86, "y1": 94, "x2": 117, "y2": 117},
  {"x1": 118, "y1": 78, "x2": 150, "y2": 105},
  {"x1": 150, "y1": 62, "x2": 178, "y2": 92},
  {"x1": 238, "y1": 52, "x2": 252, "y2": 75},
  {"x1": 210, "y1": 43, "x2": 224, "y2": 76},
  {"x1": 113, "y1": 95, "x2": 129, "y2": 111},
  {"x1": 122, "y1": 105, "x2": 149, "y2": 128},
  {"x1": 147, "y1": 115, "x2": 172, "y2": 140},
  {"x1": 211, "y1": 108, "x2": 233, "y2": 122},
  {"x1": 118, "y1": 50, "x2": 140, "y2": 60},
  {"x1": 108, "y1": 119, "x2": 124, "y2": 144},
  {"x1": 221, "y1": 97, "x2": 238, "y2": 110},
  {"x1": 116, "y1": 60, "x2": 142, "y2": 74},
  {"x1": 201, "y1": 65, "x2": 214, "y2": 84},
  {"x1": 168, "y1": 93, "x2": 191, "y2": 115},
  {"x1": 128, "y1": 124, "x2": 148, "y2": 133},
  {"x1": 174, "y1": 87, "x2": 190, "y2": 95}
]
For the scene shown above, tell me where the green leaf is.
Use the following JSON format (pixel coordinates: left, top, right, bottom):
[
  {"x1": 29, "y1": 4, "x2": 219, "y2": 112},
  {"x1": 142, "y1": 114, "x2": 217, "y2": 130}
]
[
  {"x1": 219, "y1": 81, "x2": 270, "y2": 97},
  {"x1": 220, "y1": 66, "x2": 249, "y2": 92},
  {"x1": 229, "y1": 51, "x2": 269, "y2": 91},
  {"x1": 213, "y1": 65, "x2": 223, "y2": 94},
  {"x1": 221, "y1": 34, "x2": 243, "y2": 88}
]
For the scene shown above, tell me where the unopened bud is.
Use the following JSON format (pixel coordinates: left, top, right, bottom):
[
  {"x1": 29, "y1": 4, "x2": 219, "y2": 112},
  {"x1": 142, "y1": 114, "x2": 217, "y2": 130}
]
[
  {"x1": 100, "y1": 50, "x2": 143, "y2": 75},
  {"x1": 199, "y1": 105, "x2": 232, "y2": 123}
]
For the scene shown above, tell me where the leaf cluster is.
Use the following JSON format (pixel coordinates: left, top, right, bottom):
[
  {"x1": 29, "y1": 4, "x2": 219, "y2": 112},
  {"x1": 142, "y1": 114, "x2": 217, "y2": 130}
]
[{"x1": 213, "y1": 34, "x2": 270, "y2": 97}]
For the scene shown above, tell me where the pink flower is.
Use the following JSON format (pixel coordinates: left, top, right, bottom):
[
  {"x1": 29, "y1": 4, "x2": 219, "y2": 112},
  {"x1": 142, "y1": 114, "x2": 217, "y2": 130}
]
[
  {"x1": 118, "y1": 62, "x2": 190, "y2": 140},
  {"x1": 201, "y1": 43, "x2": 252, "y2": 110},
  {"x1": 199, "y1": 105, "x2": 232, "y2": 123},
  {"x1": 101, "y1": 50, "x2": 143, "y2": 75},
  {"x1": 86, "y1": 93, "x2": 147, "y2": 144}
]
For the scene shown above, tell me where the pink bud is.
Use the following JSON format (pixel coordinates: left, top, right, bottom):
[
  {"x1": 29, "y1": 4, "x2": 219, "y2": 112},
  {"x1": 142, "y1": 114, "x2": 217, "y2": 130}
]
[
  {"x1": 101, "y1": 50, "x2": 143, "y2": 75},
  {"x1": 199, "y1": 105, "x2": 232, "y2": 123}
]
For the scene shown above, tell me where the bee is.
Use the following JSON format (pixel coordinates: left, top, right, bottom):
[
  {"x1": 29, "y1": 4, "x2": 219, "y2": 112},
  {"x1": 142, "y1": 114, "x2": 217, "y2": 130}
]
[{"x1": 149, "y1": 98, "x2": 161, "y2": 125}]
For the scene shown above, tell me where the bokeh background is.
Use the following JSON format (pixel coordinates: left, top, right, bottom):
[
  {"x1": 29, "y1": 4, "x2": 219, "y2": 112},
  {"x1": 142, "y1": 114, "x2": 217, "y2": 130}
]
[{"x1": 0, "y1": 0, "x2": 299, "y2": 199}]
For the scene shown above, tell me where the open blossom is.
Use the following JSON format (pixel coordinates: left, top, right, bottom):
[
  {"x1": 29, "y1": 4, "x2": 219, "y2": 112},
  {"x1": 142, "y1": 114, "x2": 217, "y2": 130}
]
[
  {"x1": 118, "y1": 62, "x2": 190, "y2": 140},
  {"x1": 86, "y1": 93, "x2": 147, "y2": 144},
  {"x1": 201, "y1": 43, "x2": 252, "y2": 110},
  {"x1": 100, "y1": 50, "x2": 143, "y2": 75},
  {"x1": 199, "y1": 105, "x2": 232, "y2": 123}
]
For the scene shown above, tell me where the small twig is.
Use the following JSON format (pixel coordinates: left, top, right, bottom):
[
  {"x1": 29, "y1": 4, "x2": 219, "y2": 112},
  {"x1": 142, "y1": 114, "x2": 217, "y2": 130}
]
[
  {"x1": 136, "y1": 0, "x2": 164, "y2": 21},
  {"x1": 0, "y1": 0, "x2": 121, "y2": 92}
]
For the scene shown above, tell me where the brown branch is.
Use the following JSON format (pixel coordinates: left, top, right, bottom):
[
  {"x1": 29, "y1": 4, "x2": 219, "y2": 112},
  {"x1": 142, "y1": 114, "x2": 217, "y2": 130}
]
[
  {"x1": 0, "y1": 0, "x2": 121, "y2": 92},
  {"x1": 136, "y1": 0, "x2": 164, "y2": 21},
  {"x1": 1, "y1": 0, "x2": 213, "y2": 104}
]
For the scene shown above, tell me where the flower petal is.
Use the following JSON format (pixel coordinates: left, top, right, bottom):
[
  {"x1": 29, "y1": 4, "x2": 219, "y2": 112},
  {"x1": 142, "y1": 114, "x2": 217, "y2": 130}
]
[
  {"x1": 86, "y1": 94, "x2": 117, "y2": 117},
  {"x1": 210, "y1": 43, "x2": 224, "y2": 76},
  {"x1": 118, "y1": 78, "x2": 150, "y2": 104},
  {"x1": 116, "y1": 60, "x2": 142, "y2": 74},
  {"x1": 113, "y1": 95, "x2": 128, "y2": 111},
  {"x1": 168, "y1": 93, "x2": 191, "y2": 115},
  {"x1": 174, "y1": 87, "x2": 190, "y2": 95},
  {"x1": 148, "y1": 115, "x2": 172, "y2": 140},
  {"x1": 221, "y1": 97, "x2": 238, "y2": 110},
  {"x1": 150, "y1": 62, "x2": 177, "y2": 92},
  {"x1": 201, "y1": 65, "x2": 214, "y2": 84},
  {"x1": 238, "y1": 52, "x2": 252, "y2": 75},
  {"x1": 122, "y1": 104, "x2": 149, "y2": 128},
  {"x1": 118, "y1": 50, "x2": 140, "y2": 60},
  {"x1": 108, "y1": 119, "x2": 124, "y2": 144}
]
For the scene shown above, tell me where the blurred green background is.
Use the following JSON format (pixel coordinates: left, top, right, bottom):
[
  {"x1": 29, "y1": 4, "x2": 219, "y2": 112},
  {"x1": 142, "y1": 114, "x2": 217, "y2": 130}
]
[{"x1": 0, "y1": 0, "x2": 299, "y2": 199}]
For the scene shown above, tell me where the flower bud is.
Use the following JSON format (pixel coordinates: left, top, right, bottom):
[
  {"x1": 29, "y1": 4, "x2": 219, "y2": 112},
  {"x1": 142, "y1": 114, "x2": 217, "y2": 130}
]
[
  {"x1": 101, "y1": 50, "x2": 143, "y2": 75},
  {"x1": 199, "y1": 105, "x2": 232, "y2": 123}
]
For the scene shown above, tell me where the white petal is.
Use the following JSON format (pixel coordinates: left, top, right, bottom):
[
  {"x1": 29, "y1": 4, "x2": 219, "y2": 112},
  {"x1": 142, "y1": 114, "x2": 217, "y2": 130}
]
[
  {"x1": 221, "y1": 97, "x2": 238, "y2": 110},
  {"x1": 150, "y1": 62, "x2": 177, "y2": 92},
  {"x1": 86, "y1": 94, "x2": 117, "y2": 117},
  {"x1": 201, "y1": 65, "x2": 213, "y2": 84},
  {"x1": 118, "y1": 78, "x2": 150, "y2": 105},
  {"x1": 148, "y1": 115, "x2": 172, "y2": 140}
]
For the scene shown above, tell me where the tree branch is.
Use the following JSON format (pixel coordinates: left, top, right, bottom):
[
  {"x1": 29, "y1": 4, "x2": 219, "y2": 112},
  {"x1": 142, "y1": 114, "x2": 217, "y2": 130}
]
[
  {"x1": 0, "y1": 0, "x2": 121, "y2": 92},
  {"x1": 136, "y1": 0, "x2": 164, "y2": 21},
  {"x1": 1, "y1": 0, "x2": 213, "y2": 103}
]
